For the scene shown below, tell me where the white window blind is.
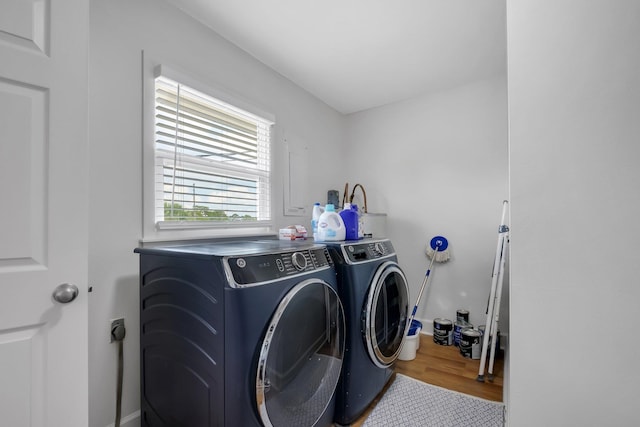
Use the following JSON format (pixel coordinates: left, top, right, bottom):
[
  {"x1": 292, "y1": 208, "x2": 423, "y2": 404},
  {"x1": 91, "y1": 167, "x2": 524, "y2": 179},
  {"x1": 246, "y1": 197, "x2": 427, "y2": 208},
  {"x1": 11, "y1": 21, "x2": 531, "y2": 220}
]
[{"x1": 154, "y1": 76, "x2": 272, "y2": 229}]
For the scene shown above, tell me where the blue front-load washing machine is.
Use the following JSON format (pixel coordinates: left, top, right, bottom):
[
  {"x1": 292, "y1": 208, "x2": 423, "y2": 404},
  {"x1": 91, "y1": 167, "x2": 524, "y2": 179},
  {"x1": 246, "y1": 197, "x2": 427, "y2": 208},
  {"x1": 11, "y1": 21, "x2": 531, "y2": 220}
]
[
  {"x1": 325, "y1": 238, "x2": 410, "y2": 425},
  {"x1": 134, "y1": 240, "x2": 345, "y2": 427}
]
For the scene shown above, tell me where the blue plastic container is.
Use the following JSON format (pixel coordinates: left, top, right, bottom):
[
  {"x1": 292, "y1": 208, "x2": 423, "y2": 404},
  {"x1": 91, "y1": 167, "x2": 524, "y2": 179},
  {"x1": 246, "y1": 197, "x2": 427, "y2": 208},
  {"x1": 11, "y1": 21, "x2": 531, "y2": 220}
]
[
  {"x1": 409, "y1": 319, "x2": 422, "y2": 335},
  {"x1": 339, "y1": 203, "x2": 359, "y2": 240}
]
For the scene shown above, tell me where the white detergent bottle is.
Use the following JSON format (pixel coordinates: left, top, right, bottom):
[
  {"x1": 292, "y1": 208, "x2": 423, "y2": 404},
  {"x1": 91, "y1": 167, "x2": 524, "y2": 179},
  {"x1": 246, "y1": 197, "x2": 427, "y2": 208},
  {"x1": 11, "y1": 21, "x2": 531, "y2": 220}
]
[
  {"x1": 311, "y1": 202, "x2": 324, "y2": 240},
  {"x1": 316, "y1": 204, "x2": 346, "y2": 241}
]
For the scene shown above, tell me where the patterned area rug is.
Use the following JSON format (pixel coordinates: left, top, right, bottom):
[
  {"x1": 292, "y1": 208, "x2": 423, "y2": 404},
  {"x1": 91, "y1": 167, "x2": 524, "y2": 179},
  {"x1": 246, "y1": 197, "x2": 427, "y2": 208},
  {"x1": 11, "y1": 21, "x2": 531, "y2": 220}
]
[{"x1": 362, "y1": 374, "x2": 505, "y2": 427}]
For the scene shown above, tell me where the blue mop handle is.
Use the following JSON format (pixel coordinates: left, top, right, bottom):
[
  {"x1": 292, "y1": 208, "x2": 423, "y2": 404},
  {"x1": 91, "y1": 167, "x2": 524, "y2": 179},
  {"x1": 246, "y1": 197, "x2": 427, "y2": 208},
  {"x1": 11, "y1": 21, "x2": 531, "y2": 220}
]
[{"x1": 409, "y1": 247, "x2": 438, "y2": 320}]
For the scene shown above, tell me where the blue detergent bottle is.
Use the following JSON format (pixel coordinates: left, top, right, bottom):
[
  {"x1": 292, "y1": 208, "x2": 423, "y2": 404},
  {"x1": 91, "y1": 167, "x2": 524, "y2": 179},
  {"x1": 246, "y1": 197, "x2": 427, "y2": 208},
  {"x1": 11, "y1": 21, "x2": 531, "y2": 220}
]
[{"x1": 339, "y1": 203, "x2": 359, "y2": 240}]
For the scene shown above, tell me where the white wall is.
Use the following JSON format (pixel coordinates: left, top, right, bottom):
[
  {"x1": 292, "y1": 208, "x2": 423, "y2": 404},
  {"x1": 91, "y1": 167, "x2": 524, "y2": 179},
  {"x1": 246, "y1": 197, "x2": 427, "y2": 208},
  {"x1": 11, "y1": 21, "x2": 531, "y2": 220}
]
[
  {"x1": 507, "y1": 1, "x2": 640, "y2": 425},
  {"x1": 88, "y1": 1, "x2": 345, "y2": 426},
  {"x1": 346, "y1": 77, "x2": 509, "y2": 334}
]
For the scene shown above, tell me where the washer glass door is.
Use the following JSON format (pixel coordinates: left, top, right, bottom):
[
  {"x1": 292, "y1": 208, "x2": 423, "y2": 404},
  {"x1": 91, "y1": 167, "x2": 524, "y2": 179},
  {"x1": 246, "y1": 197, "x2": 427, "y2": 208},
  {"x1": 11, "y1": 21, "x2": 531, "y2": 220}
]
[
  {"x1": 364, "y1": 262, "x2": 410, "y2": 367},
  {"x1": 256, "y1": 279, "x2": 345, "y2": 427}
]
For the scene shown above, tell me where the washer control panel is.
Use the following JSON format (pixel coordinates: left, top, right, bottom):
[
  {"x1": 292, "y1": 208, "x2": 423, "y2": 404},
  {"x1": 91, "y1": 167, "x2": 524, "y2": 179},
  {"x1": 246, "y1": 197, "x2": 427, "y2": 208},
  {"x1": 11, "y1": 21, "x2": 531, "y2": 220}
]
[
  {"x1": 226, "y1": 247, "x2": 333, "y2": 286},
  {"x1": 343, "y1": 239, "x2": 395, "y2": 264}
]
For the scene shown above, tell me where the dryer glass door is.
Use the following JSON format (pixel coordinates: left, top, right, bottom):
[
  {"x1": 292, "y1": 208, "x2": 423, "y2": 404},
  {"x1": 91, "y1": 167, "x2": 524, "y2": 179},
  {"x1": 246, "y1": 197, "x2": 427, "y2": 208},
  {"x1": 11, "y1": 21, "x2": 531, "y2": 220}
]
[
  {"x1": 364, "y1": 262, "x2": 410, "y2": 368},
  {"x1": 256, "y1": 279, "x2": 345, "y2": 427}
]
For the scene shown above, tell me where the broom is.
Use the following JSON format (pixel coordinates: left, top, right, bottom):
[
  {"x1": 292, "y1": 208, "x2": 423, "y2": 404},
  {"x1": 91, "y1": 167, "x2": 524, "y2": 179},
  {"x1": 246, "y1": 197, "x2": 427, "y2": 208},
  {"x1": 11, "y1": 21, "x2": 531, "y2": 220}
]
[{"x1": 407, "y1": 236, "x2": 451, "y2": 333}]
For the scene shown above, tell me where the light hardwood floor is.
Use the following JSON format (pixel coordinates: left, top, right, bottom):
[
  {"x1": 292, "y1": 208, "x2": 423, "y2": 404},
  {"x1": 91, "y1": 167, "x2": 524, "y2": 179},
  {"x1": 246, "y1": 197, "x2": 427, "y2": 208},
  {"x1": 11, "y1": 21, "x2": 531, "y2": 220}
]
[{"x1": 349, "y1": 333, "x2": 504, "y2": 426}]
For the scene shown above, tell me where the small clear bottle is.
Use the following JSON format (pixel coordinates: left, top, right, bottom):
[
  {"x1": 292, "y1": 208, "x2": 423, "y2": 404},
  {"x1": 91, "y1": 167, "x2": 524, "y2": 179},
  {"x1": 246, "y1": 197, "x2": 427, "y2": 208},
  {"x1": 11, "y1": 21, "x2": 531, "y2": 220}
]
[{"x1": 311, "y1": 202, "x2": 323, "y2": 240}]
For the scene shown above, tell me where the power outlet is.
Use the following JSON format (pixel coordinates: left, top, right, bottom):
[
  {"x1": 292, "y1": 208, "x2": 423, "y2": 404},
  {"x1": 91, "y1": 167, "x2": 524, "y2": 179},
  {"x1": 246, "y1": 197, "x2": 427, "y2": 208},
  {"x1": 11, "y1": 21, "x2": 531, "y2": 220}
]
[{"x1": 110, "y1": 317, "x2": 126, "y2": 343}]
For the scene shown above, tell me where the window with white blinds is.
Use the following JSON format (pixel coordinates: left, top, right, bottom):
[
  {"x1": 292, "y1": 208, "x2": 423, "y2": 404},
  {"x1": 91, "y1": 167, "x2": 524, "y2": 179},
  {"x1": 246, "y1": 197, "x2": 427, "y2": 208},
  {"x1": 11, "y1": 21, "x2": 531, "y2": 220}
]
[{"x1": 154, "y1": 76, "x2": 272, "y2": 229}]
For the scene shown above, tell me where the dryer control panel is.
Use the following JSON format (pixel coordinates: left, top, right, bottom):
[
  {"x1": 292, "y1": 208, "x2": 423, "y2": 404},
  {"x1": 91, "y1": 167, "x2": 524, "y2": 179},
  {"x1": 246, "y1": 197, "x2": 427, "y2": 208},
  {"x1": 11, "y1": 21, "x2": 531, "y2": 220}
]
[
  {"x1": 342, "y1": 239, "x2": 395, "y2": 264},
  {"x1": 225, "y1": 247, "x2": 333, "y2": 287}
]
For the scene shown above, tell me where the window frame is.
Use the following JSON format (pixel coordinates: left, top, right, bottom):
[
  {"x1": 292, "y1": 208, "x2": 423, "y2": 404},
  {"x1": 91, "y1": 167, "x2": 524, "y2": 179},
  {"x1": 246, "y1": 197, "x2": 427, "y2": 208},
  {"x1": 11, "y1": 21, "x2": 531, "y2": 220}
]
[{"x1": 142, "y1": 59, "x2": 276, "y2": 242}]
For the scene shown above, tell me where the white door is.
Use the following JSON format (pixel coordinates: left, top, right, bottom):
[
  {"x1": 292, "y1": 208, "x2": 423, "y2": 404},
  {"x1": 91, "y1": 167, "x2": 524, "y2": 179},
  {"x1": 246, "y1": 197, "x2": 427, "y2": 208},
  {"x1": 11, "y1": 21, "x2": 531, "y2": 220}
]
[{"x1": 0, "y1": 1, "x2": 89, "y2": 426}]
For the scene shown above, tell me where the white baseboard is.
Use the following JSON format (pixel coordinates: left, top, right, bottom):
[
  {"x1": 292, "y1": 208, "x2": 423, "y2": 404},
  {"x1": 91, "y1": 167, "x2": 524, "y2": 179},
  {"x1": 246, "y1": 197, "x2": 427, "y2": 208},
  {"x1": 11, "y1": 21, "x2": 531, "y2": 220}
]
[{"x1": 105, "y1": 410, "x2": 140, "y2": 427}]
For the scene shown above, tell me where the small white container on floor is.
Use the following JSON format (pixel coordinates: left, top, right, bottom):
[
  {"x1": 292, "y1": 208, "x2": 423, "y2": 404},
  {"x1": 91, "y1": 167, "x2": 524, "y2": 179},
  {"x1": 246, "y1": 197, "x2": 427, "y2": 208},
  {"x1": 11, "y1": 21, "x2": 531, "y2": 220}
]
[
  {"x1": 411, "y1": 320, "x2": 422, "y2": 350},
  {"x1": 398, "y1": 327, "x2": 421, "y2": 361}
]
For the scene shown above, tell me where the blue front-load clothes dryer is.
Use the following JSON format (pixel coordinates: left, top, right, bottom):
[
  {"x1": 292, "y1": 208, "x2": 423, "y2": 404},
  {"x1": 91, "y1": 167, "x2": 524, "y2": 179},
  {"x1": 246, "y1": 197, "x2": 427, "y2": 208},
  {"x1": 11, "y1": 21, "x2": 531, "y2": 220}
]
[
  {"x1": 134, "y1": 240, "x2": 345, "y2": 427},
  {"x1": 325, "y1": 239, "x2": 410, "y2": 425}
]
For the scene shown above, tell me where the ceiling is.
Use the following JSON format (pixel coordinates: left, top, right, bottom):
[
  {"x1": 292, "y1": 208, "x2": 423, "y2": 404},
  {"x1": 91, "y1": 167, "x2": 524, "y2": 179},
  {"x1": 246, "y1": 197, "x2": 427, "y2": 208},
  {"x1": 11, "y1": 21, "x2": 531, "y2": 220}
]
[{"x1": 165, "y1": 0, "x2": 507, "y2": 114}]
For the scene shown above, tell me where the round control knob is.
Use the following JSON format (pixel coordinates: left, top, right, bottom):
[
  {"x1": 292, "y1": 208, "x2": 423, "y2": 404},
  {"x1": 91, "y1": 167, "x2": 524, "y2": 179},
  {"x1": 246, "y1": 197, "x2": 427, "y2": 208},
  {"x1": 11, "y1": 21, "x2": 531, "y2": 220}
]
[
  {"x1": 374, "y1": 242, "x2": 386, "y2": 255},
  {"x1": 291, "y1": 252, "x2": 308, "y2": 271}
]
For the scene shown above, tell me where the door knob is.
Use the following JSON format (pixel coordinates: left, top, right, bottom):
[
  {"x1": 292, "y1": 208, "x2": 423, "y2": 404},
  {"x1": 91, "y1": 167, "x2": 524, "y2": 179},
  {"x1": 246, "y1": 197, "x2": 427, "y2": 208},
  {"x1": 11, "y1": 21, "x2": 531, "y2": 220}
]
[{"x1": 52, "y1": 283, "x2": 79, "y2": 303}]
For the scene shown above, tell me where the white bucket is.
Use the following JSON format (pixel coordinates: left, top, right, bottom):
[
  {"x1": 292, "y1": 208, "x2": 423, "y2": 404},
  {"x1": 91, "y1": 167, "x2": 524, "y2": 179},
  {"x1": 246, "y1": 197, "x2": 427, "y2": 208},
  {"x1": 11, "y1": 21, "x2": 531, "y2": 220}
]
[
  {"x1": 361, "y1": 213, "x2": 387, "y2": 238},
  {"x1": 398, "y1": 328, "x2": 421, "y2": 361}
]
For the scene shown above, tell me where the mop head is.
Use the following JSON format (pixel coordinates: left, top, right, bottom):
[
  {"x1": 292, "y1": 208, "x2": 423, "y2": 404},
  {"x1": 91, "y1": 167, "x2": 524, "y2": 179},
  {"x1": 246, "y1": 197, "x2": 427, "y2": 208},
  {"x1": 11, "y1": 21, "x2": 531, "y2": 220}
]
[{"x1": 426, "y1": 236, "x2": 450, "y2": 263}]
